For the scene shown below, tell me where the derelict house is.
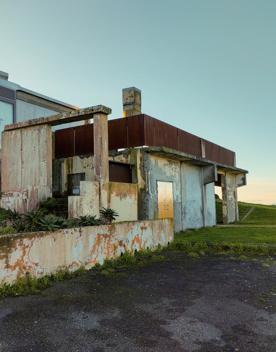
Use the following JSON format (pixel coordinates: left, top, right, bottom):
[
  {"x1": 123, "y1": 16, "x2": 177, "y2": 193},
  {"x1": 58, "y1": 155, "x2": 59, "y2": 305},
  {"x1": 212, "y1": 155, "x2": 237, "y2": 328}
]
[{"x1": 0, "y1": 74, "x2": 247, "y2": 231}]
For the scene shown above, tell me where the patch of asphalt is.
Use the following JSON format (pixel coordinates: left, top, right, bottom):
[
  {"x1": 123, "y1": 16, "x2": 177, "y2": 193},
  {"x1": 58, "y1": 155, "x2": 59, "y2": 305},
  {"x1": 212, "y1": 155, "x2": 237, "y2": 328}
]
[{"x1": 0, "y1": 253, "x2": 275, "y2": 351}]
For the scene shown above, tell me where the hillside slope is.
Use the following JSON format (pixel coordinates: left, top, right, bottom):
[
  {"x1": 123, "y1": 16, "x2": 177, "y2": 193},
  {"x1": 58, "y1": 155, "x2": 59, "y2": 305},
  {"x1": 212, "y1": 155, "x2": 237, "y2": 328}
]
[{"x1": 216, "y1": 200, "x2": 276, "y2": 225}]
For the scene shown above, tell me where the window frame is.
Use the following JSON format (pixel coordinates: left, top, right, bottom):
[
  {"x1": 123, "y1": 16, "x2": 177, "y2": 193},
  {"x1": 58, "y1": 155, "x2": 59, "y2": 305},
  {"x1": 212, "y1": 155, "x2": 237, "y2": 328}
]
[{"x1": 0, "y1": 97, "x2": 16, "y2": 124}]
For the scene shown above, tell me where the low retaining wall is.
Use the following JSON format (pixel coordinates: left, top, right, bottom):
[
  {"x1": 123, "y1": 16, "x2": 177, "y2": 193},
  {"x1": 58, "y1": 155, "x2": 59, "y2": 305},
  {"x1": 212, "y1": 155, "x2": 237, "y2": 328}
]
[{"x1": 0, "y1": 219, "x2": 173, "y2": 285}]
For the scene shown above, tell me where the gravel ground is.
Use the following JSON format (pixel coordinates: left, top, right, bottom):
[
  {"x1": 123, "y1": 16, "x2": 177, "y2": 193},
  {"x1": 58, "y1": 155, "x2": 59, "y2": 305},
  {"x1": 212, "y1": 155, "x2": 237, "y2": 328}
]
[{"x1": 0, "y1": 252, "x2": 276, "y2": 352}]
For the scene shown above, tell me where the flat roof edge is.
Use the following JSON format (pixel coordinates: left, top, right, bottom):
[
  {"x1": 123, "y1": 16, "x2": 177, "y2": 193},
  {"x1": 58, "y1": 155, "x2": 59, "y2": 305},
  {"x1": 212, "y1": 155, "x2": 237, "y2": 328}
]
[{"x1": 138, "y1": 146, "x2": 248, "y2": 174}]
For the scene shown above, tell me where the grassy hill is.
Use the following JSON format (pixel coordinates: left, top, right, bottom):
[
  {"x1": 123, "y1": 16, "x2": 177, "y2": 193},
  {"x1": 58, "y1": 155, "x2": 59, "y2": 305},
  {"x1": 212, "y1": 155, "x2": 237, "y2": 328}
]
[{"x1": 216, "y1": 200, "x2": 276, "y2": 225}]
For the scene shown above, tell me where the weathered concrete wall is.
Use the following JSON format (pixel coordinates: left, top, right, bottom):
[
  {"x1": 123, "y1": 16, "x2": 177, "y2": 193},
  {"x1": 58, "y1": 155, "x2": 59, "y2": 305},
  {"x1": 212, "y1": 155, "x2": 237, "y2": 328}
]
[
  {"x1": 138, "y1": 152, "x2": 217, "y2": 231},
  {"x1": 0, "y1": 219, "x2": 173, "y2": 285},
  {"x1": 108, "y1": 182, "x2": 138, "y2": 222},
  {"x1": 142, "y1": 154, "x2": 182, "y2": 232},
  {"x1": 1, "y1": 125, "x2": 52, "y2": 212},
  {"x1": 53, "y1": 156, "x2": 95, "y2": 195},
  {"x1": 53, "y1": 154, "x2": 133, "y2": 196},
  {"x1": 68, "y1": 181, "x2": 138, "y2": 222},
  {"x1": 181, "y1": 163, "x2": 204, "y2": 229},
  {"x1": 68, "y1": 181, "x2": 99, "y2": 218},
  {"x1": 204, "y1": 182, "x2": 216, "y2": 227}
]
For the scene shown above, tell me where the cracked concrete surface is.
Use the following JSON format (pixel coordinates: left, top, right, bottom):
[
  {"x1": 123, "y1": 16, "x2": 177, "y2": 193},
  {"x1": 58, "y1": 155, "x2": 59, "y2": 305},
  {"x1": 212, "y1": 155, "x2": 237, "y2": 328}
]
[{"x1": 0, "y1": 253, "x2": 275, "y2": 351}]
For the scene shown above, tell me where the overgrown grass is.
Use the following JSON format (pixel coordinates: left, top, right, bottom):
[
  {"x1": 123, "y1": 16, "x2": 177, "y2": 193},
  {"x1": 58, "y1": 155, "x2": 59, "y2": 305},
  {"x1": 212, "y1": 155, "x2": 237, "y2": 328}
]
[{"x1": 0, "y1": 267, "x2": 86, "y2": 298}]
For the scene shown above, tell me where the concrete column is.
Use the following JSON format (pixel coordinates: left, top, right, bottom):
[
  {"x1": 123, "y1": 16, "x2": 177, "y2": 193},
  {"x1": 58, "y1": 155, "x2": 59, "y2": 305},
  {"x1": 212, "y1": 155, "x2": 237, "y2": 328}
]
[
  {"x1": 93, "y1": 113, "x2": 109, "y2": 209},
  {"x1": 221, "y1": 173, "x2": 239, "y2": 224}
]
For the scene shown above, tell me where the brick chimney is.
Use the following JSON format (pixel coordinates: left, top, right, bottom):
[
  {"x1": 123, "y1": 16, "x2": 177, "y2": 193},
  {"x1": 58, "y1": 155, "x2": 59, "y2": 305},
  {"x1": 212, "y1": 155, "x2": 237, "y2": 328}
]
[{"x1": 122, "y1": 87, "x2": 141, "y2": 117}]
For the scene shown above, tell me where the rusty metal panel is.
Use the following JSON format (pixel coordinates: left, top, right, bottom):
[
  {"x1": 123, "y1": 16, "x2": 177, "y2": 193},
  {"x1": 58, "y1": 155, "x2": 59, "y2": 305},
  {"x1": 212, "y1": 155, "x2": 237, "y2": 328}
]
[
  {"x1": 177, "y1": 129, "x2": 202, "y2": 157},
  {"x1": 54, "y1": 114, "x2": 236, "y2": 167},
  {"x1": 144, "y1": 115, "x2": 177, "y2": 150},
  {"x1": 126, "y1": 115, "x2": 145, "y2": 147},
  {"x1": 54, "y1": 127, "x2": 75, "y2": 158},
  {"x1": 157, "y1": 181, "x2": 174, "y2": 219},
  {"x1": 204, "y1": 140, "x2": 235, "y2": 166},
  {"x1": 109, "y1": 162, "x2": 132, "y2": 183},
  {"x1": 75, "y1": 124, "x2": 94, "y2": 155},
  {"x1": 108, "y1": 118, "x2": 128, "y2": 150}
]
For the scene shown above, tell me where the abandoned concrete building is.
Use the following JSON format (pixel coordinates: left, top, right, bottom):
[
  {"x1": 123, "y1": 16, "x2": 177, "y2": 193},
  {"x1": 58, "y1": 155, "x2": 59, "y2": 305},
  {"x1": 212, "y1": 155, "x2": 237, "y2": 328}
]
[{"x1": 0, "y1": 81, "x2": 247, "y2": 231}]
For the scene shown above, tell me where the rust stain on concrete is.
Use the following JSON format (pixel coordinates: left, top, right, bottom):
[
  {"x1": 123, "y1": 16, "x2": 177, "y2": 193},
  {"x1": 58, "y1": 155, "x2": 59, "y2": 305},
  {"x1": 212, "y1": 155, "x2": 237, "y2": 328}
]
[{"x1": 0, "y1": 219, "x2": 173, "y2": 285}]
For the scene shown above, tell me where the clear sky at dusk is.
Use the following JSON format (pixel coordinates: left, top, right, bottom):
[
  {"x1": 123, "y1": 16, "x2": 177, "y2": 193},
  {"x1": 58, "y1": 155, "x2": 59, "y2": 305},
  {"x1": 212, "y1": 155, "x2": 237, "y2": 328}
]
[{"x1": 1, "y1": 0, "x2": 275, "y2": 204}]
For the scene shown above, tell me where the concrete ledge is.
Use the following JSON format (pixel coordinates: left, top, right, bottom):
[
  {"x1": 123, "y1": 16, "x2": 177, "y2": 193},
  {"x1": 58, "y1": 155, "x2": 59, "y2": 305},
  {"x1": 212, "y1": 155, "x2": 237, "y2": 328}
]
[
  {"x1": 0, "y1": 219, "x2": 174, "y2": 285},
  {"x1": 4, "y1": 105, "x2": 112, "y2": 131}
]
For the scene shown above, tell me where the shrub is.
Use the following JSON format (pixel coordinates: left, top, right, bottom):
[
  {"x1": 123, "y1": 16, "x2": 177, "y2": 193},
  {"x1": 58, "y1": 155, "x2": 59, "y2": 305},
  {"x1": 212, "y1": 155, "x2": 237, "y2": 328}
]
[
  {"x1": 78, "y1": 215, "x2": 102, "y2": 226},
  {"x1": 0, "y1": 226, "x2": 16, "y2": 235},
  {"x1": 39, "y1": 198, "x2": 60, "y2": 214},
  {"x1": 100, "y1": 208, "x2": 119, "y2": 224},
  {"x1": 37, "y1": 214, "x2": 66, "y2": 231},
  {"x1": 0, "y1": 207, "x2": 10, "y2": 224},
  {"x1": 23, "y1": 210, "x2": 45, "y2": 232},
  {"x1": 0, "y1": 206, "x2": 119, "y2": 233}
]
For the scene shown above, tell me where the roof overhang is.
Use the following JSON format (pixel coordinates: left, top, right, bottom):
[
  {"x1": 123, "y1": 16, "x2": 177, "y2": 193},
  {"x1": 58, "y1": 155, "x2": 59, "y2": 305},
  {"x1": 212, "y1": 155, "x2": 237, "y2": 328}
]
[{"x1": 115, "y1": 146, "x2": 248, "y2": 175}]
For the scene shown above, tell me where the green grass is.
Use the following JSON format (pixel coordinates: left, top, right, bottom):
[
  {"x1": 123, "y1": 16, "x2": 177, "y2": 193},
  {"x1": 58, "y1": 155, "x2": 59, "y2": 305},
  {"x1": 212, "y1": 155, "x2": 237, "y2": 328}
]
[
  {"x1": 175, "y1": 227, "x2": 276, "y2": 245},
  {"x1": 172, "y1": 226, "x2": 276, "y2": 257},
  {"x1": 238, "y1": 202, "x2": 276, "y2": 225},
  {"x1": 0, "y1": 267, "x2": 86, "y2": 298},
  {"x1": 216, "y1": 200, "x2": 276, "y2": 225}
]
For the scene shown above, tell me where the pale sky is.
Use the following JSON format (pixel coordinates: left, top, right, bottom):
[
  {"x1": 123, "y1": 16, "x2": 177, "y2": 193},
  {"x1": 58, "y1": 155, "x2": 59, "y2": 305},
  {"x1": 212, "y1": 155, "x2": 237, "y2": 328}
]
[{"x1": 1, "y1": 0, "x2": 275, "y2": 204}]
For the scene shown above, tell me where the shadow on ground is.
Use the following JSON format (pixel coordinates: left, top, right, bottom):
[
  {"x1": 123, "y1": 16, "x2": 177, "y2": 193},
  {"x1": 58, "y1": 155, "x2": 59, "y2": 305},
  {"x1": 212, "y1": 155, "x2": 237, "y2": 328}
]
[{"x1": 0, "y1": 252, "x2": 276, "y2": 352}]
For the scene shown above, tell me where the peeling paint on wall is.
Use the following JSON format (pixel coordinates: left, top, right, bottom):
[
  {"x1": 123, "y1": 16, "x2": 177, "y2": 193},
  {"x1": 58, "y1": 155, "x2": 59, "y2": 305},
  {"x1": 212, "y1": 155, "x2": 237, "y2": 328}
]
[
  {"x1": 108, "y1": 182, "x2": 138, "y2": 222},
  {"x1": 0, "y1": 219, "x2": 173, "y2": 285}
]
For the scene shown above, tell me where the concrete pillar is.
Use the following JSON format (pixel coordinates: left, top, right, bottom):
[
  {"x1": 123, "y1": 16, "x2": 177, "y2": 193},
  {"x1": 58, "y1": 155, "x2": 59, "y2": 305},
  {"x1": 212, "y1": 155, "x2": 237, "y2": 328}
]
[
  {"x1": 122, "y1": 87, "x2": 141, "y2": 117},
  {"x1": 93, "y1": 113, "x2": 109, "y2": 209},
  {"x1": 221, "y1": 173, "x2": 239, "y2": 224}
]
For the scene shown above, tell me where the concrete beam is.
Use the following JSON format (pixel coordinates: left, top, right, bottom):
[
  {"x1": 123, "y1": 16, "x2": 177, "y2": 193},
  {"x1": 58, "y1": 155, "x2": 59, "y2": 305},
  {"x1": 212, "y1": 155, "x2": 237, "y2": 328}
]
[
  {"x1": 203, "y1": 165, "x2": 218, "y2": 184},
  {"x1": 4, "y1": 105, "x2": 112, "y2": 131},
  {"x1": 236, "y1": 173, "x2": 247, "y2": 187}
]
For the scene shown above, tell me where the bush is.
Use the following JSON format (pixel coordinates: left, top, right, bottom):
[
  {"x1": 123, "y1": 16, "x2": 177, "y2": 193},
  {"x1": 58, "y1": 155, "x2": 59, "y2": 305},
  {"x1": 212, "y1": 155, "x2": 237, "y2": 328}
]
[
  {"x1": 37, "y1": 214, "x2": 66, "y2": 231},
  {"x1": 39, "y1": 198, "x2": 60, "y2": 215},
  {"x1": 78, "y1": 215, "x2": 102, "y2": 226},
  {"x1": 0, "y1": 226, "x2": 16, "y2": 236},
  {"x1": 100, "y1": 208, "x2": 119, "y2": 224},
  {"x1": 0, "y1": 206, "x2": 119, "y2": 233}
]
